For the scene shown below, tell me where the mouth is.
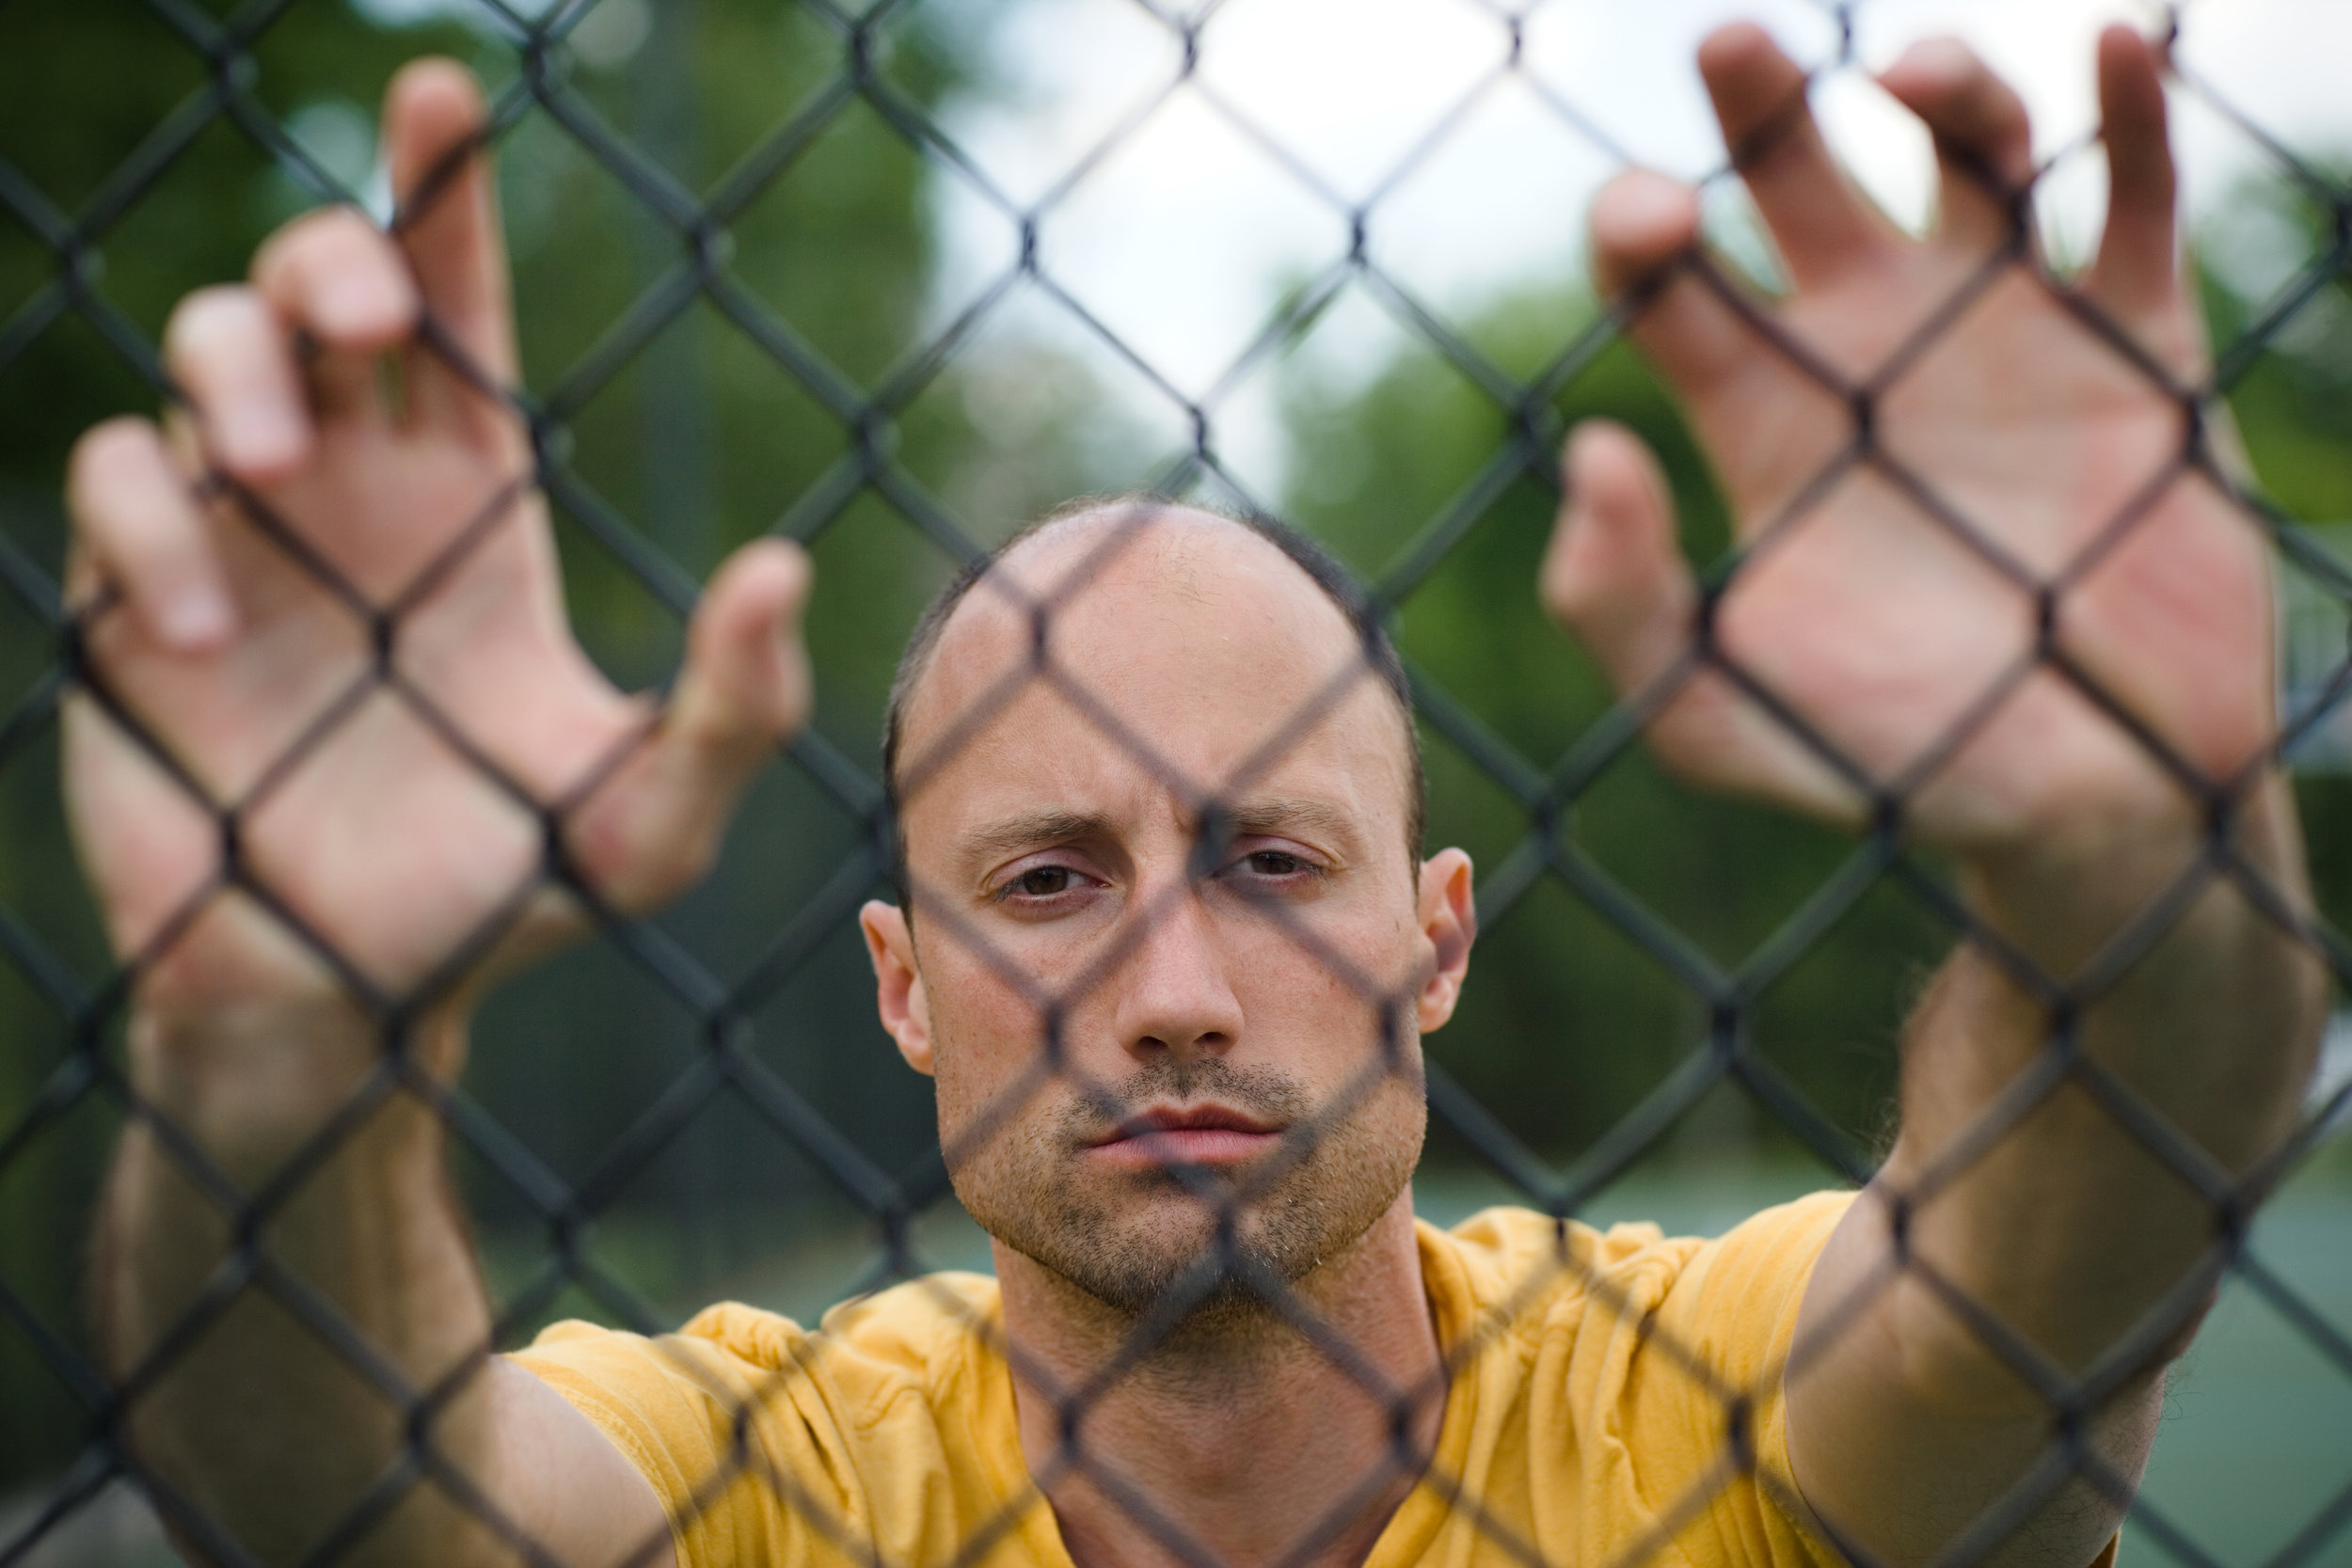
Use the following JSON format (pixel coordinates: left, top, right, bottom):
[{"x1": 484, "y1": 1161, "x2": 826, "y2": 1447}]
[{"x1": 1085, "y1": 1101, "x2": 1285, "y2": 1168}]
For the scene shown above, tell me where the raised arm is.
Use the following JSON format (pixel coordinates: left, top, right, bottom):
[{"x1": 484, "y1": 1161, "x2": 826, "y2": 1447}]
[
  {"x1": 1539, "y1": 24, "x2": 2324, "y2": 1568},
  {"x1": 73, "y1": 61, "x2": 809, "y2": 1568}
]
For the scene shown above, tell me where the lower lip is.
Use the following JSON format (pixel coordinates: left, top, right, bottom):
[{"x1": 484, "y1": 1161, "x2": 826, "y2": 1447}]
[{"x1": 1087, "y1": 1128, "x2": 1280, "y2": 1168}]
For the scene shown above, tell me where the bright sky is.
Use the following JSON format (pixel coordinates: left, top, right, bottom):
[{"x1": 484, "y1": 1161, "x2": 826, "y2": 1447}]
[{"x1": 921, "y1": 0, "x2": 2352, "y2": 497}]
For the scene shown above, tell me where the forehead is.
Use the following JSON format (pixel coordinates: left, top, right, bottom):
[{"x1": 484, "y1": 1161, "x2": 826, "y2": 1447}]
[{"x1": 895, "y1": 510, "x2": 1406, "y2": 866}]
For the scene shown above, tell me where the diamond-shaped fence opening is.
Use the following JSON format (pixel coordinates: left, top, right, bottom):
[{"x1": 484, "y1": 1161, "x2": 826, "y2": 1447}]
[{"x1": 5, "y1": 2, "x2": 2352, "y2": 1567}]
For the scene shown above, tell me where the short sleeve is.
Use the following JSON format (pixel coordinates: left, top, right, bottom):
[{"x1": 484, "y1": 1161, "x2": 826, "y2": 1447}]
[
  {"x1": 1618, "y1": 1190, "x2": 1857, "y2": 1568},
  {"x1": 508, "y1": 1287, "x2": 1052, "y2": 1568},
  {"x1": 1630, "y1": 1195, "x2": 2122, "y2": 1568},
  {"x1": 510, "y1": 1317, "x2": 814, "y2": 1568}
]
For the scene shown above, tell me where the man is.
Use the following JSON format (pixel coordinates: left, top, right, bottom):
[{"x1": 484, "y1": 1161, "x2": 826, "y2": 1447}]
[{"x1": 68, "y1": 16, "x2": 2320, "y2": 1568}]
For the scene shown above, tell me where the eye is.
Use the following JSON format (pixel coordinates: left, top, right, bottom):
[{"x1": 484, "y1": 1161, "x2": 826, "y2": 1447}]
[
  {"x1": 1230, "y1": 847, "x2": 1323, "y2": 886},
  {"x1": 998, "y1": 863, "x2": 1090, "y2": 903}
]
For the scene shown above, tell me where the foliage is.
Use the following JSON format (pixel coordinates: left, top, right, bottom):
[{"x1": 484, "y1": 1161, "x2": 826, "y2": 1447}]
[
  {"x1": 0, "y1": 0, "x2": 1125, "y2": 1489},
  {"x1": 2, "y1": 2, "x2": 2348, "y2": 1506}
]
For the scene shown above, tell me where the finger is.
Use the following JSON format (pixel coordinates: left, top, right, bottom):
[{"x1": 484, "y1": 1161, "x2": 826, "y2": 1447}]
[
  {"x1": 251, "y1": 206, "x2": 421, "y2": 421},
  {"x1": 67, "y1": 418, "x2": 237, "y2": 651},
  {"x1": 163, "y1": 286, "x2": 310, "y2": 484},
  {"x1": 2087, "y1": 25, "x2": 2178, "y2": 320},
  {"x1": 1543, "y1": 421, "x2": 1696, "y2": 700},
  {"x1": 1590, "y1": 169, "x2": 1756, "y2": 402},
  {"x1": 1697, "y1": 23, "x2": 1895, "y2": 290},
  {"x1": 573, "y1": 540, "x2": 814, "y2": 910},
  {"x1": 382, "y1": 59, "x2": 518, "y2": 424},
  {"x1": 1878, "y1": 38, "x2": 2036, "y2": 256},
  {"x1": 1545, "y1": 422, "x2": 1858, "y2": 822}
]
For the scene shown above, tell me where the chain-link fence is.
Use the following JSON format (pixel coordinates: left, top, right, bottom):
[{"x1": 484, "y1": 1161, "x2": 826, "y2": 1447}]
[{"x1": 3, "y1": 1, "x2": 2351, "y2": 1566}]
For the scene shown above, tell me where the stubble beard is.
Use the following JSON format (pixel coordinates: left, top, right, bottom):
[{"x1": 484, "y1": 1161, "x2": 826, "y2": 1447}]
[{"x1": 946, "y1": 1053, "x2": 1426, "y2": 1353}]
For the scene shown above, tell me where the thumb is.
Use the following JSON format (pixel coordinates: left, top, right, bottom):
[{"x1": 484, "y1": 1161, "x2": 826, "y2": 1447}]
[
  {"x1": 1542, "y1": 420, "x2": 1694, "y2": 700},
  {"x1": 670, "y1": 537, "x2": 815, "y2": 760},
  {"x1": 570, "y1": 538, "x2": 813, "y2": 911},
  {"x1": 1543, "y1": 423, "x2": 1861, "y2": 823}
]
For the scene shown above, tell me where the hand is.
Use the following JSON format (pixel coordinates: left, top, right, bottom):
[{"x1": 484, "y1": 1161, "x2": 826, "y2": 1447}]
[
  {"x1": 63, "y1": 60, "x2": 810, "y2": 1028},
  {"x1": 1543, "y1": 25, "x2": 2265, "y2": 862}
]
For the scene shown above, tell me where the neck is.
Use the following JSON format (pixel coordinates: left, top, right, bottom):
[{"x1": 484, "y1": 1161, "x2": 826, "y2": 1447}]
[{"x1": 998, "y1": 1188, "x2": 1445, "y2": 1568}]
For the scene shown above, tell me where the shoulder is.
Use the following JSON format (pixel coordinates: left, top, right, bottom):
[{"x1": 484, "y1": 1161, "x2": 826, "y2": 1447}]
[
  {"x1": 515, "y1": 1272, "x2": 1004, "y2": 1430},
  {"x1": 1418, "y1": 1205, "x2": 1696, "y2": 1342},
  {"x1": 510, "y1": 1274, "x2": 1018, "y2": 1565},
  {"x1": 1418, "y1": 1191, "x2": 1857, "y2": 1356}
]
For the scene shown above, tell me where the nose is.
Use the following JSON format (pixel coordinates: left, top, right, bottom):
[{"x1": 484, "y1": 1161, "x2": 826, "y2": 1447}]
[{"x1": 1109, "y1": 884, "x2": 1244, "y2": 1062}]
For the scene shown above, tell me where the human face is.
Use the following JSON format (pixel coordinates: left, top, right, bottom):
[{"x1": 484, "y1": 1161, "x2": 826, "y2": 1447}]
[{"x1": 861, "y1": 511, "x2": 1475, "y2": 1323}]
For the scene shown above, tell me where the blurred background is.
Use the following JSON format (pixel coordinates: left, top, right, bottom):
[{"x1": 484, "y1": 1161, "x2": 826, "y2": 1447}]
[{"x1": 3, "y1": 0, "x2": 2349, "y2": 1562}]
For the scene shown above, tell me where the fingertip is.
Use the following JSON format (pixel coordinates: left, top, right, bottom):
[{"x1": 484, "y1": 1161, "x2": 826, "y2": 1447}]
[
  {"x1": 2098, "y1": 23, "x2": 2156, "y2": 74},
  {"x1": 1696, "y1": 21, "x2": 1805, "y2": 137},
  {"x1": 713, "y1": 536, "x2": 815, "y2": 631},
  {"x1": 1565, "y1": 420, "x2": 1671, "y2": 531},
  {"x1": 755, "y1": 535, "x2": 815, "y2": 615},
  {"x1": 69, "y1": 416, "x2": 162, "y2": 499},
  {"x1": 1696, "y1": 21, "x2": 1784, "y2": 91},
  {"x1": 1560, "y1": 419, "x2": 1635, "y2": 506},
  {"x1": 212, "y1": 416, "x2": 310, "y2": 487},
  {"x1": 386, "y1": 57, "x2": 489, "y2": 195},
  {"x1": 1878, "y1": 36, "x2": 1973, "y2": 105},
  {"x1": 1565, "y1": 416, "x2": 1639, "y2": 467},
  {"x1": 2098, "y1": 24, "x2": 2169, "y2": 132},
  {"x1": 1590, "y1": 169, "x2": 1701, "y2": 295},
  {"x1": 389, "y1": 57, "x2": 488, "y2": 139}
]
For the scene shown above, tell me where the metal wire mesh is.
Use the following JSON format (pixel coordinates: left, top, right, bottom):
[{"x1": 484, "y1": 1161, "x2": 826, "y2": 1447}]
[{"x1": 2, "y1": 2, "x2": 2350, "y2": 1567}]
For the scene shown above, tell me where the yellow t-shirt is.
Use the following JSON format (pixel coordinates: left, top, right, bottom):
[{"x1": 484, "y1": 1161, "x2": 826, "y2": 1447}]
[{"x1": 514, "y1": 1192, "x2": 1856, "y2": 1568}]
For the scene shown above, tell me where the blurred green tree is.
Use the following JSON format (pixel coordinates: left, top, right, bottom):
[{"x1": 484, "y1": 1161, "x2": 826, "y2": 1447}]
[{"x1": 0, "y1": 0, "x2": 1132, "y2": 1490}]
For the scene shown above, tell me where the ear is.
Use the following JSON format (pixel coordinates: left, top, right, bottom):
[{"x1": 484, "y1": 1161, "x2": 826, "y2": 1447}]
[
  {"x1": 1414, "y1": 847, "x2": 1476, "y2": 1034},
  {"x1": 860, "y1": 899, "x2": 936, "y2": 1075}
]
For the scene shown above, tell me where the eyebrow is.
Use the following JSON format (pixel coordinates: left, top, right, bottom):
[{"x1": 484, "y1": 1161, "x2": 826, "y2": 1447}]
[
  {"x1": 957, "y1": 794, "x2": 1366, "y2": 868},
  {"x1": 959, "y1": 809, "x2": 1109, "y2": 865},
  {"x1": 1211, "y1": 794, "x2": 1361, "y2": 852}
]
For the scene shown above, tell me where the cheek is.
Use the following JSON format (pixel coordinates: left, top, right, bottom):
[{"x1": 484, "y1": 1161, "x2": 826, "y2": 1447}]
[
  {"x1": 1241, "y1": 911, "x2": 1423, "y2": 1070},
  {"x1": 923, "y1": 943, "x2": 1052, "y2": 1133}
]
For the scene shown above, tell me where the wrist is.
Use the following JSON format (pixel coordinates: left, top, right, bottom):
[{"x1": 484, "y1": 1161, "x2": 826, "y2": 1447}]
[
  {"x1": 1956, "y1": 770, "x2": 2306, "y2": 977},
  {"x1": 130, "y1": 997, "x2": 469, "y2": 1180}
]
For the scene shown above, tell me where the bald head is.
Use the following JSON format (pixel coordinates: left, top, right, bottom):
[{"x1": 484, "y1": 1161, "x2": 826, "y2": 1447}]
[{"x1": 881, "y1": 499, "x2": 1424, "y2": 896}]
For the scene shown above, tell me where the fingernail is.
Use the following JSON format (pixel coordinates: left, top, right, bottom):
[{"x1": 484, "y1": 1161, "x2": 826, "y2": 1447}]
[
  {"x1": 320, "y1": 272, "x2": 404, "y2": 339},
  {"x1": 221, "y1": 410, "x2": 306, "y2": 477},
  {"x1": 160, "y1": 585, "x2": 234, "y2": 649},
  {"x1": 1894, "y1": 38, "x2": 1969, "y2": 87}
]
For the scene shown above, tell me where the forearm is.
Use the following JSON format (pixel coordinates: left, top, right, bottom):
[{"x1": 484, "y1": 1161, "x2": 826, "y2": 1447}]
[
  {"x1": 99, "y1": 1002, "x2": 516, "y2": 1568},
  {"x1": 1891, "y1": 771, "x2": 2325, "y2": 1386},
  {"x1": 1786, "y1": 779, "x2": 2321, "y2": 1568}
]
